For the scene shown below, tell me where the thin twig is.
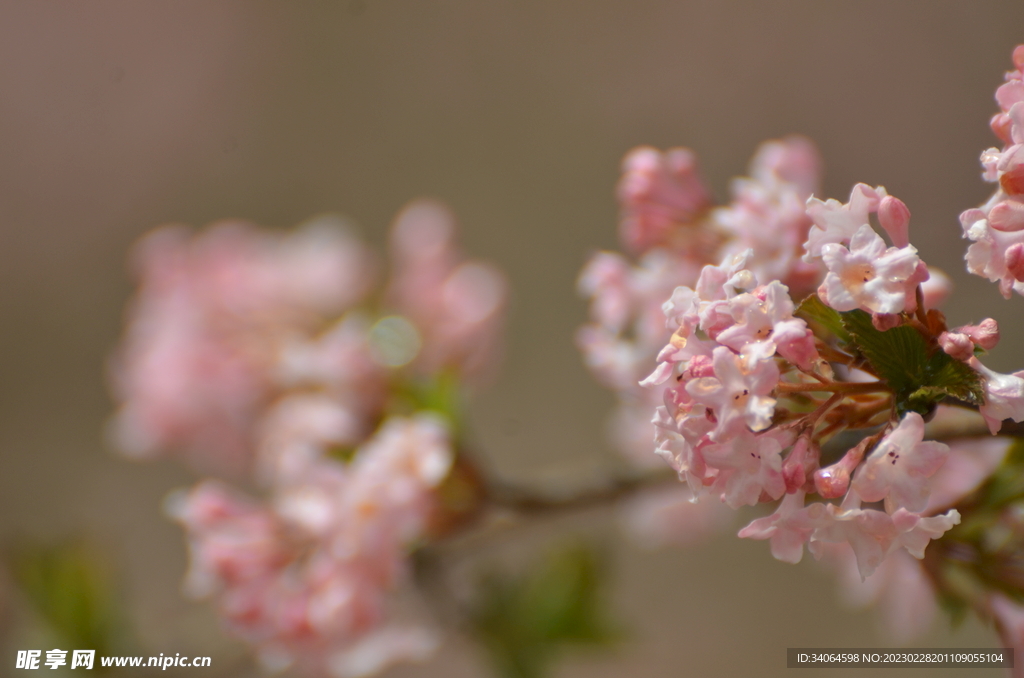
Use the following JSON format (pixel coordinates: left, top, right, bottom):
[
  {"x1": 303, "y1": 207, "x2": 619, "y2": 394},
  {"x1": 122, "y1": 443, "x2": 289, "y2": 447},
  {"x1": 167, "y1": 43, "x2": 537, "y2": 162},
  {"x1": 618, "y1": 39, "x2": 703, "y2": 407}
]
[
  {"x1": 485, "y1": 469, "x2": 677, "y2": 517},
  {"x1": 776, "y1": 380, "x2": 885, "y2": 395}
]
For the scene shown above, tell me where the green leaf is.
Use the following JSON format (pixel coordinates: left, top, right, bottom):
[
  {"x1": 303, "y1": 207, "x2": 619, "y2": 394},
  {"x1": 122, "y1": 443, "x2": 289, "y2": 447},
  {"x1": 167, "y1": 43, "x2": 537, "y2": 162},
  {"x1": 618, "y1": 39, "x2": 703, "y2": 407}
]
[
  {"x1": 794, "y1": 294, "x2": 850, "y2": 344},
  {"x1": 471, "y1": 544, "x2": 619, "y2": 678},
  {"x1": 8, "y1": 538, "x2": 131, "y2": 656},
  {"x1": 391, "y1": 369, "x2": 464, "y2": 434},
  {"x1": 973, "y1": 438, "x2": 1024, "y2": 509},
  {"x1": 327, "y1": 445, "x2": 358, "y2": 463},
  {"x1": 840, "y1": 309, "x2": 984, "y2": 415},
  {"x1": 937, "y1": 590, "x2": 971, "y2": 629},
  {"x1": 925, "y1": 352, "x2": 986, "y2": 405}
]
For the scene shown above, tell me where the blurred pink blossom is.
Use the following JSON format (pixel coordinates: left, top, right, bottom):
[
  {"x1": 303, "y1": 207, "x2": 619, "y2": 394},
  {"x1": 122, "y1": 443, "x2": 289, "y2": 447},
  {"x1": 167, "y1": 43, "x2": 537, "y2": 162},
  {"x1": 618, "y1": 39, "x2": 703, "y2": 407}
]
[
  {"x1": 108, "y1": 219, "x2": 375, "y2": 475},
  {"x1": 168, "y1": 414, "x2": 452, "y2": 677},
  {"x1": 387, "y1": 200, "x2": 506, "y2": 383}
]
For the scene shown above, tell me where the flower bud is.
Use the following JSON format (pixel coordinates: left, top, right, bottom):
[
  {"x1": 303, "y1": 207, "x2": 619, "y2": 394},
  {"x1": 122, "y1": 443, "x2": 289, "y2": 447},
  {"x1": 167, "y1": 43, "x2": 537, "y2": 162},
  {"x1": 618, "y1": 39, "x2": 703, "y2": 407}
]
[
  {"x1": 878, "y1": 196, "x2": 911, "y2": 247},
  {"x1": 988, "y1": 199, "x2": 1024, "y2": 232},
  {"x1": 871, "y1": 313, "x2": 902, "y2": 331},
  {"x1": 783, "y1": 435, "x2": 819, "y2": 494},
  {"x1": 814, "y1": 464, "x2": 850, "y2": 499},
  {"x1": 921, "y1": 267, "x2": 953, "y2": 309},
  {"x1": 962, "y1": 318, "x2": 1000, "y2": 351},
  {"x1": 814, "y1": 436, "x2": 871, "y2": 499},
  {"x1": 687, "y1": 354, "x2": 715, "y2": 378},
  {"x1": 938, "y1": 331, "x2": 974, "y2": 362},
  {"x1": 999, "y1": 145, "x2": 1024, "y2": 195},
  {"x1": 1006, "y1": 243, "x2": 1024, "y2": 281}
]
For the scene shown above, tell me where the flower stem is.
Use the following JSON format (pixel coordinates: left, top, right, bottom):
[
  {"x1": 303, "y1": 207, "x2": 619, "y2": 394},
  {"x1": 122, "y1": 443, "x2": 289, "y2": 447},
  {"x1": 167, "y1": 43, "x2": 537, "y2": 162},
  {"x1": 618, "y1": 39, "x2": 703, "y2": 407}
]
[{"x1": 776, "y1": 380, "x2": 886, "y2": 395}]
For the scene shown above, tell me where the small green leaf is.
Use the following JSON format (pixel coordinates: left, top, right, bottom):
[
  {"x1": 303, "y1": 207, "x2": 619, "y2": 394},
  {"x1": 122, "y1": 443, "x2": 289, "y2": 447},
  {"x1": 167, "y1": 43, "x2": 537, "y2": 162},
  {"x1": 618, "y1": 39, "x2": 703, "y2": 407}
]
[
  {"x1": 974, "y1": 438, "x2": 1024, "y2": 509},
  {"x1": 794, "y1": 294, "x2": 850, "y2": 344},
  {"x1": 924, "y1": 350, "x2": 986, "y2": 405},
  {"x1": 8, "y1": 538, "x2": 131, "y2": 656},
  {"x1": 937, "y1": 590, "x2": 971, "y2": 629},
  {"x1": 840, "y1": 309, "x2": 984, "y2": 415},
  {"x1": 391, "y1": 369, "x2": 464, "y2": 434},
  {"x1": 327, "y1": 445, "x2": 358, "y2": 463},
  {"x1": 841, "y1": 310, "x2": 923, "y2": 396},
  {"x1": 471, "y1": 544, "x2": 619, "y2": 678}
]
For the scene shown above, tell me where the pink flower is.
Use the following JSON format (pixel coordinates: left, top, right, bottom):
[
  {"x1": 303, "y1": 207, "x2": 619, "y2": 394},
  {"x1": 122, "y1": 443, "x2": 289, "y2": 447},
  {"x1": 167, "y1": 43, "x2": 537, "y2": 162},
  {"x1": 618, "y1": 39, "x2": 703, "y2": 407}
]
[
  {"x1": 738, "y1": 491, "x2": 829, "y2": 564},
  {"x1": 815, "y1": 435, "x2": 872, "y2": 499},
  {"x1": 927, "y1": 434, "x2": 1010, "y2": 512},
  {"x1": 920, "y1": 267, "x2": 953, "y2": 308},
  {"x1": 258, "y1": 394, "x2": 364, "y2": 489},
  {"x1": 168, "y1": 415, "x2": 452, "y2": 676},
  {"x1": 324, "y1": 626, "x2": 440, "y2": 678},
  {"x1": 685, "y1": 346, "x2": 779, "y2": 440},
  {"x1": 802, "y1": 183, "x2": 887, "y2": 261},
  {"x1": 962, "y1": 318, "x2": 1001, "y2": 350},
  {"x1": 810, "y1": 503, "x2": 898, "y2": 580},
  {"x1": 822, "y1": 544, "x2": 939, "y2": 643},
  {"x1": 713, "y1": 137, "x2": 823, "y2": 296},
  {"x1": 851, "y1": 412, "x2": 949, "y2": 513},
  {"x1": 694, "y1": 249, "x2": 757, "y2": 303},
  {"x1": 108, "y1": 221, "x2": 375, "y2": 476},
  {"x1": 939, "y1": 319, "x2": 999, "y2": 362},
  {"x1": 961, "y1": 49, "x2": 1024, "y2": 298},
  {"x1": 387, "y1": 200, "x2": 506, "y2": 382},
  {"x1": 990, "y1": 593, "x2": 1024, "y2": 677},
  {"x1": 165, "y1": 481, "x2": 289, "y2": 598},
  {"x1": 890, "y1": 507, "x2": 961, "y2": 560},
  {"x1": 969, "y1": 357, "x2": 1024, "y2": 433},
  {"x1": 577, "y1": 252, "x2": 633, "y2": 332},
  {"x1": 702, "y1": 428, "x2": 790, "y2": 508},
  {"x1": 748, "y1": 135, "x2": 821, "y2": 201},
  {"x1": 819, "y1": 224, "x2": 922, "y2": 314},
  {"x1": 938, "y1": 331, "x2": 975, "y2": 361},
  {"x1": 877, "y1": 196, "x2": 912, "y2": 248},
  {"x1": 622, "y1": 486, "x2": 732, "y2": 549},
  {"x1": 962, "y1": 205, "x2": 1024, "y2": 298},
  {"x1": 653, "y1": 403, "x2": 714, "y2": 495},
  {"x1": 616, "y1": 146, "x2": 713, "y2": 254},
  {"x1": 712, "y1": 281, "x2": 818, "y2": 369}
]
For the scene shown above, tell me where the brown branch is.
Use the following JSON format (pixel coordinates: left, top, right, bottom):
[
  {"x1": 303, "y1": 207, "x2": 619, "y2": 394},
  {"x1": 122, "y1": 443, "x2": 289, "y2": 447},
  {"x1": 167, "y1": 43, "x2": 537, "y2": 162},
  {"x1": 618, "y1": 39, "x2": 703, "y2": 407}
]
[
  {"x1": 485, "y1": 469, "x2": 678, "y2": 517},
  {"x1": 776, "y1": 380, "x2": 886, "y2": 395}
]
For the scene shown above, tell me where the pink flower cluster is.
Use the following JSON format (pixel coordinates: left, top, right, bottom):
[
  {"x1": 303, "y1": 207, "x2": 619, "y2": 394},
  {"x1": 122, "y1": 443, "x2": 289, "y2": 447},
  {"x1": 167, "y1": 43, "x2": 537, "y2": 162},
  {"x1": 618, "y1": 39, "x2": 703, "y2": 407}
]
[
  {"x1": 109, "y1": 202, "x2": 506, "y2": 676},
  {"x1": 108, "y1": 219, "x2": 376, "y2": 476},
  {"x1": 641, "y1": 198, "x2": 970, "y2": 577},
  {"x1": 578, "y1": 137, "x2": 821, "y2": 463},
  {"x1": 578, "y1": 137, "x2": 822, "y2": 539},
  {"x1": 964, "y1": 46, "x2": 1024, "y2": 298},
  {"x1": 579, "y1": 46, "x2": 1024, "y2": 638},
  {"x1": 820, "y1": 432, "x2": 1010, "y2": 641}
]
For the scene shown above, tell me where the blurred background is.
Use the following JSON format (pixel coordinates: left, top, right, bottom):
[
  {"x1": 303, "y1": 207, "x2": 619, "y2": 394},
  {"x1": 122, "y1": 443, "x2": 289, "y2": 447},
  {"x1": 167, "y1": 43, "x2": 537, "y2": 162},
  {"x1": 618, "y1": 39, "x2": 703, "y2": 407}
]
[{"x1": 0, "y1": 1, "x2": 1023, "y2": 676}]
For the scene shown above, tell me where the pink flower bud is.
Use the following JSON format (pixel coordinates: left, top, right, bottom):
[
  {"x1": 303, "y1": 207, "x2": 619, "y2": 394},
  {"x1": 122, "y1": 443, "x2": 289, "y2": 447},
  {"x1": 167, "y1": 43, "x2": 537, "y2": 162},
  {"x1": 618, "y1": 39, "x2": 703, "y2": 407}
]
[
  {"x1": 992, "y1": 113, "x2": 1013, "y2": 145},
  {"x1": 938, "y1": 331, "x2": 974, "y2": 362},
  {"x1": 1005, "y1": 242, "x2": 1024, "y2": 281},
  {"x1": 816, "y1": 281, "x2": 830, "y2": 308},
  {"x1": 783, "y1": 436, "x2": 819, "y2": 494},
  {"x1": 920, "y1": 267, "x2": 952, "y2": 309},
  {"x1": 961, "y1": 318, "x2": 1000, "y2": 351},
  {"x1": 616, "y1": 146, "x2": 713, "y2": 254},
  {"x1": 871, "y1": 313, "x2": 902, "y2": 331},
  {"x1": 999, "y1": 145, "x2": 1024, "y2": 195},
  {"x1": 1014, "y1": 44, "x2": 1024, "y2": 72},
  {"x1": 877, "y1": 196, "x2": 911, "y2": 247},
  {"x1": 988, "y1": 199, "x2": 1024, "y2": 232},
  {"x1": 814, "y1": 465, "x2": 850, "y2": 499},
  {"x1": 687, "y1": 354, "x2": 715, "y2": 378},
  {"x1": 814, "y1": 436, "x2": 870, "y2": 499}
]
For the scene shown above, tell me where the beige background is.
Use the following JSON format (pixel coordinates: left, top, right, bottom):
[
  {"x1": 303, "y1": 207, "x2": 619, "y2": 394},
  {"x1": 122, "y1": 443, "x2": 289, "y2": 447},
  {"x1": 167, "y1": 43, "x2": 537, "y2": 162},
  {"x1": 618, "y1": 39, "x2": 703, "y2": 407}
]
[{"x1": 0, "y1": 1, "x2": 1022, "y2": 676}]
